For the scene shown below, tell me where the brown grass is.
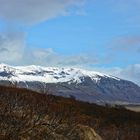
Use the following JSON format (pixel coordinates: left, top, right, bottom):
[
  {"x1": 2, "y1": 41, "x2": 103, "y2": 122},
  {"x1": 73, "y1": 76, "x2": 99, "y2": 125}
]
[{"x1": 0, "y1": 85, "x2": 140, "y2": 140}]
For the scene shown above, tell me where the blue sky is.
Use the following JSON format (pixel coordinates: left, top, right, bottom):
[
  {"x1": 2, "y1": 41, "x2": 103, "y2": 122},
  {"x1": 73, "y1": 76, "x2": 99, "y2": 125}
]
[{"x1": 0, "y1": 0, "x2": 140, "y2": 85}]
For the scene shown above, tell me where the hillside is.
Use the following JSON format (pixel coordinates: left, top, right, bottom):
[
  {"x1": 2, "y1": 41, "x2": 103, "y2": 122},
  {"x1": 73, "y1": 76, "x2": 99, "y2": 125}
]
[{"x1": 0, "y1": 86, "x2": 140, "y2": 140}]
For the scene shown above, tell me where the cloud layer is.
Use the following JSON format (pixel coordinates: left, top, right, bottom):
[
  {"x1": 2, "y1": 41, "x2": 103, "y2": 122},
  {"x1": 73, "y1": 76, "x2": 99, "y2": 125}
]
[{"x1": 0, "y1": 0, "x2": 85, "y2": 24}]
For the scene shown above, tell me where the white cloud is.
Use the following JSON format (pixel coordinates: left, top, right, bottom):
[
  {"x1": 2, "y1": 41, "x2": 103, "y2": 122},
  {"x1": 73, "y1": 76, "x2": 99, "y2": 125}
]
[{"x1": 0, "y1": 32, "x2": 25, "y2": 63}]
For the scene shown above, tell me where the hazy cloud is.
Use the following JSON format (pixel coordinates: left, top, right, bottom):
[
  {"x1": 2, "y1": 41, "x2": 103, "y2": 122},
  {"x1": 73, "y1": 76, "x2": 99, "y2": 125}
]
[
  {"x1": 117, "y1": 64, "x2": 140, "y2": 85},
  {"x1": 110, "y1": 36, "x2": 140, "y2": 52},
  {"x1": 0, "y1": 32, "x2": 25, "y2": 63},
  {"x1": 103, "y1": 35, "x2": 140, "y2": 66},
  {"x1": 94, "y1": 64, "x2": 140, "y2": 86},
  {"x1": 0, "y1": 0, "x2": 86, "y2": 24},
  {"x1": 21, "y1": 48, "x2": 98, "y2": 66}
]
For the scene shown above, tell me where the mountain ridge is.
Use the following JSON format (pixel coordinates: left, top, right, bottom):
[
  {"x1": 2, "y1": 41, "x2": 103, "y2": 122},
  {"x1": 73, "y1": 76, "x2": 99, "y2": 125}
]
[{"x1": 0, "y1": 63, "x2": 140, "y2": 105}]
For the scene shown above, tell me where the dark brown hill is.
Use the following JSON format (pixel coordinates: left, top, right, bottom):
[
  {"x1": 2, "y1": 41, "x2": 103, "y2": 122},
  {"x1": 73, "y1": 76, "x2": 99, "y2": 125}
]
[{"x1": 0, "y1": 86, "x2": 139, "y2": 140}]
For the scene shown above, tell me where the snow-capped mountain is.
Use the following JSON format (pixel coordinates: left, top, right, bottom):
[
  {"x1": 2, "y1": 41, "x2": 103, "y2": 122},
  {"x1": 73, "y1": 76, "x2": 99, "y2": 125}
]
[{"x1": 0, "y1": 63, "x2": 140, "y2": 104}]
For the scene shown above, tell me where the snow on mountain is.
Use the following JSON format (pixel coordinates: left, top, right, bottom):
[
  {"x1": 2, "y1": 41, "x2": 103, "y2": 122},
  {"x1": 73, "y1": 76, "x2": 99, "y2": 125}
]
[
  {"x1": 0, "y1": 63, "x2": 140, "y2": 105},
  {"x1": 0, "y1": 63, "x2": 120, "y2": 84}
]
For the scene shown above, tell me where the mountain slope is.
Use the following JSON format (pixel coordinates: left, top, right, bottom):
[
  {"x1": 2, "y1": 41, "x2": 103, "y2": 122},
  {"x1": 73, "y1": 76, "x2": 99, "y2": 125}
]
[{"x1": 0, "y1": 63, "x2": 140, "y2": 104}]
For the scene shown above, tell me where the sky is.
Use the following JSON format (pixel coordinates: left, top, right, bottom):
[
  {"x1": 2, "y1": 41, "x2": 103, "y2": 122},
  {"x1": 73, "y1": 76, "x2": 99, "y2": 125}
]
[{"x1": 0, "y1": 0, "x2": 140, "y2": 85}]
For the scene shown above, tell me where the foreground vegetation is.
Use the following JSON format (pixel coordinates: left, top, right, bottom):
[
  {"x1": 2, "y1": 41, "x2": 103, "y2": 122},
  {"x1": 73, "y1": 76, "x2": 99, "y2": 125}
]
[{"x1": 0, "y1": 86, "x2": 139, "y2": 140}]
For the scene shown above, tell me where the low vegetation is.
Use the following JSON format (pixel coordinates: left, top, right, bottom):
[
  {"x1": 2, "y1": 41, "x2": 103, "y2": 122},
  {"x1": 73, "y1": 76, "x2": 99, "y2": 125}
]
[{"x1": 0, "y1": 85, "x2": 139, "y2": 140}]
